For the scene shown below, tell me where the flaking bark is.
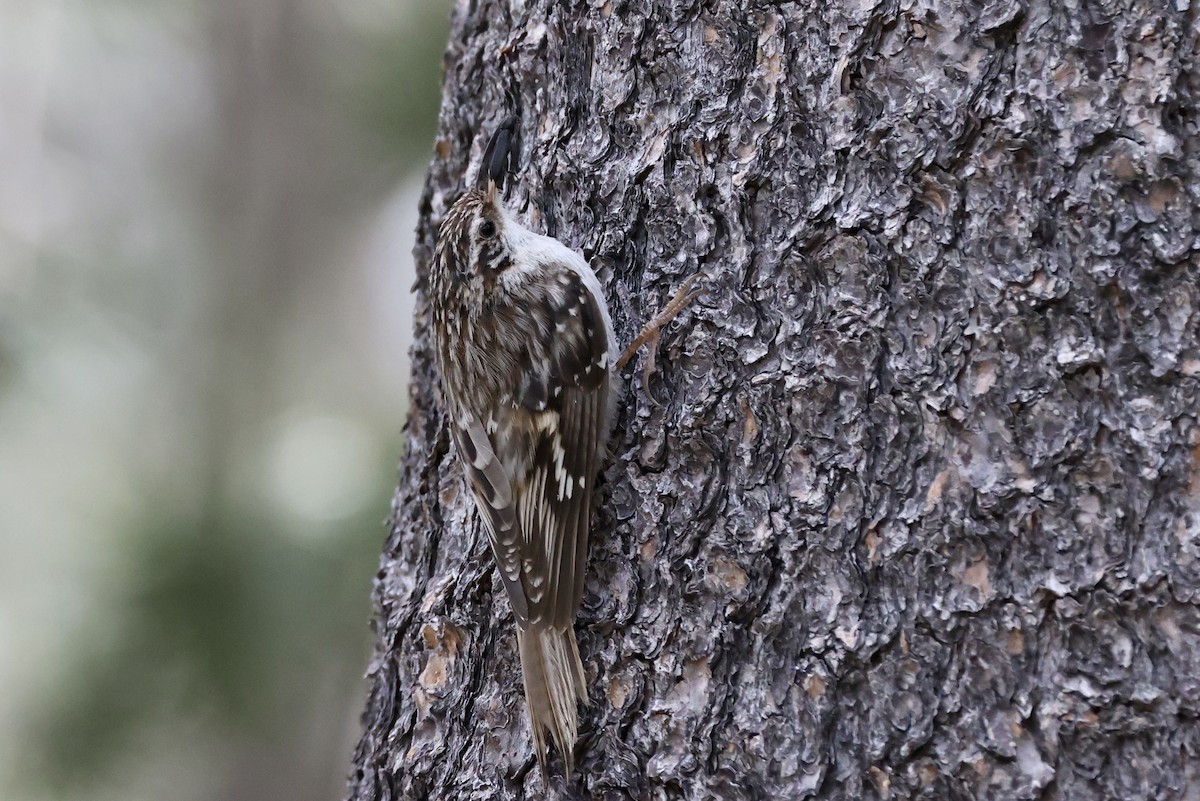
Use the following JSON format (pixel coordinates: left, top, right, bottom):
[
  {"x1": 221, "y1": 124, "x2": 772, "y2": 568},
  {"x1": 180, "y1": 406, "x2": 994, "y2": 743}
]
[{"x1": 347, "y1": 2, "x2": 1200, "y2": 799}]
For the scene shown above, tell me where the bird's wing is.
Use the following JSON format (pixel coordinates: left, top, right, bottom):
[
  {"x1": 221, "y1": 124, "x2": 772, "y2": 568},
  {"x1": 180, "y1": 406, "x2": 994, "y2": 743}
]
[
  {"x1": 500, "y1": 267, "x2": 610, "y2": 629},
  {"x1": 524, "y1": 385, "x2": 606, "y2": 628},
  {"x1": 452, "y1": 262, "x2": 609, "y2": 630},
  {"x1": 451, "y1": 412, "x2": 529, "y2": 623},
  {"x1": 514, "y1": 274, "x2": 609, "y2": 629}
]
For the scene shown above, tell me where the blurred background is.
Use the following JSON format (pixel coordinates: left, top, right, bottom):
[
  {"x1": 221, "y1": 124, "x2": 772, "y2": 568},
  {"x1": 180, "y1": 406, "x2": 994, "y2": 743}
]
[{"x1": 0, "y1": 0, "x2": 447, "y2": 799}]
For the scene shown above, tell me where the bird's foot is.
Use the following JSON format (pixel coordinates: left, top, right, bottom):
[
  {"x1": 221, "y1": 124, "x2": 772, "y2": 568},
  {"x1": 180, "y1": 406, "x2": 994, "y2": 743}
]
[{"x1": 615, "y1": 274, "x2": 704, "y2": 401}]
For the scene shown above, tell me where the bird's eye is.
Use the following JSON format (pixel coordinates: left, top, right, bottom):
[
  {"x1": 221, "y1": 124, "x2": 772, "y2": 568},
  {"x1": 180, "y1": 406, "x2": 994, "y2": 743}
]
[{"x1": 480, "y1": 220, "x2": 497, "y2": 239}]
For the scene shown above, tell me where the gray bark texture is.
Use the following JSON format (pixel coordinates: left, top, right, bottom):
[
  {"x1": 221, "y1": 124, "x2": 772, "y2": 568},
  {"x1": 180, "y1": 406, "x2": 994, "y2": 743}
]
[{"x1": 347, "y1": 1, "x2": 1200, "y2": 799}]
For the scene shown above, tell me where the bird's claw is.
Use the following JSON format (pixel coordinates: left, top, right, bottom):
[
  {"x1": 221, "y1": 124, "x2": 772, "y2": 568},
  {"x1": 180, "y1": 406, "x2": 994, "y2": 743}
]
[{"x1": 616, "y1": 274, "x2": 705, "y2": 402}]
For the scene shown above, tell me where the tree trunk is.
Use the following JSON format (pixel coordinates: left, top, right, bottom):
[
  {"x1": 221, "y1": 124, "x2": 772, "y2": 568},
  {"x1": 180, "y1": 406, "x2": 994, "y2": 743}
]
[{"x1": 347, "y1": 2, "x2": 1200, "y2": 799}]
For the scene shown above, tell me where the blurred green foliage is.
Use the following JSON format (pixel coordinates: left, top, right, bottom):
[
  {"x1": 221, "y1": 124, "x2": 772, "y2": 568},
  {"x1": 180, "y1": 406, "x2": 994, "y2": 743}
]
[
  {"x1": 1, "y1": 1, "x2": 451, "y2": 800},
  {"x1": 339, "y1": 2, "x2": 451, "y2": 168},
  {"x1": 30, "y1": 498, "x2": 392, "y2": 793}
]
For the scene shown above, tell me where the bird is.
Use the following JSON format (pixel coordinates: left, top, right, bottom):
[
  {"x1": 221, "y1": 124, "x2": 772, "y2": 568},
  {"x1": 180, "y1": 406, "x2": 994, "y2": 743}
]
[{"x1": 428, "y1": 118, "x2": 700, "y2": 782}]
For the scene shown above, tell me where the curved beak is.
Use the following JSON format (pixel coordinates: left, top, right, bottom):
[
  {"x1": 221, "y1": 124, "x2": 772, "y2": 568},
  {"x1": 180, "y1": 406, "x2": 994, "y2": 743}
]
[{"x1": 478, "y1": 116, "x2": 518, "y2": 197}]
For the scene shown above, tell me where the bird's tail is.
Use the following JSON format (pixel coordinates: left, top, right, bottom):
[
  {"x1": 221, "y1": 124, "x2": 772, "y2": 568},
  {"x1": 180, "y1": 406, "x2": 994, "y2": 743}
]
[{"x1": 516, "y1": 624, "x2": 587, "y2": 778}]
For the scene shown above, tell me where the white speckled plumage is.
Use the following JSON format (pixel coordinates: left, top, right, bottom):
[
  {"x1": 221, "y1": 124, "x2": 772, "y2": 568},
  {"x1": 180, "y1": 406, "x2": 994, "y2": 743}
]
[{"x1": 430, "y1": 186, "x2": 615, "y2": 779}]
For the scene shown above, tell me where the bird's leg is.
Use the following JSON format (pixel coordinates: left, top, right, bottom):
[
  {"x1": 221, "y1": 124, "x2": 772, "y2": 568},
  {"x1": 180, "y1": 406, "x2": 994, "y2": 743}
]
[{"x1": 615, "y1": 274, "x2": 704, "y2": 395}]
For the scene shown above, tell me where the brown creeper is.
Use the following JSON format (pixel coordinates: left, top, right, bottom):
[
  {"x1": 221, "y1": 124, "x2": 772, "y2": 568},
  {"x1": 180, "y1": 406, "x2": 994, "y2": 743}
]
[
  {"x1": 429, "y1": 126, "x2": 615, "y2": 779},
  {"x1": 429, "y1": 121, "x2": 701, "y2": 780}
]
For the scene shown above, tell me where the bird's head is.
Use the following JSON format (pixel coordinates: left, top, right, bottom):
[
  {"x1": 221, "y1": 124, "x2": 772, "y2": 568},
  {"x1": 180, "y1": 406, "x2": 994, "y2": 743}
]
[
  {"x1": 435, "y1": 188, "x2": 516, "y2": 287},
  {"x1": 430, "y1": 117, "x2": 525, "y2": 310}
]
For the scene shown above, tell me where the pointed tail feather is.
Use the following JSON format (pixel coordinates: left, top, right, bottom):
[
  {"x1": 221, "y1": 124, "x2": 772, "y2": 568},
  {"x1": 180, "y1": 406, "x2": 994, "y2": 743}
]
[{"x1": 516, "y1": 625, "x2": 587, "y2": 778}]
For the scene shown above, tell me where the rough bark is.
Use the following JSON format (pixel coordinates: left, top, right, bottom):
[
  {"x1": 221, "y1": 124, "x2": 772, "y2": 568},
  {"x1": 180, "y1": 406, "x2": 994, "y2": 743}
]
[{"x1": 347, "y1": 2, "x2": 1200, "y2": 799}]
